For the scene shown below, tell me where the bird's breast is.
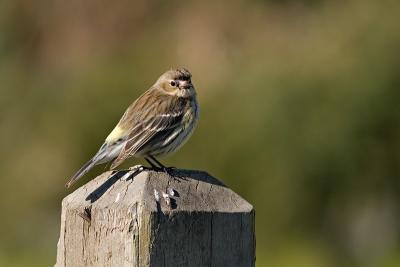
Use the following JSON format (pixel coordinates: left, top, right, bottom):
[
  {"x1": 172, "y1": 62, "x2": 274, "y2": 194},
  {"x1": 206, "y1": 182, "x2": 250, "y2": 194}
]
[{"x1": 182, "y1": 98, "x2": 199, "y2": 128}]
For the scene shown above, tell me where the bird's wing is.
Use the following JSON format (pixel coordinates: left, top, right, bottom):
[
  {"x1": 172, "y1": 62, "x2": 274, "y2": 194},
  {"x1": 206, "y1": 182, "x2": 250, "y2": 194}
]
[{"x1": 110, "y1": 108, "x2": 184, "y2": 169}]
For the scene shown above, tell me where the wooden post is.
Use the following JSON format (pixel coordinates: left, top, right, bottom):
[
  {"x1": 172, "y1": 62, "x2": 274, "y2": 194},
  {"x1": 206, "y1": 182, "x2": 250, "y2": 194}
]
[{"x1": 55, "y1": 169, "x2": 255, "y2": 266}]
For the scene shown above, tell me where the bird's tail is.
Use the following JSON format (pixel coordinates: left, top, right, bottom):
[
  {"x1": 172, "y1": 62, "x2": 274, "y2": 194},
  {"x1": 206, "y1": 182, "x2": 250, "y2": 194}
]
[{"x1": 65, "y1": 158, "x2": 96, "y2": 188}]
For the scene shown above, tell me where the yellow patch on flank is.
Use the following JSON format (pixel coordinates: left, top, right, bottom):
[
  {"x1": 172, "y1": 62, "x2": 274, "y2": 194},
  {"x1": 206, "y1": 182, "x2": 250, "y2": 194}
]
[{"x1": 106, "y1": 126, "x2": 126, "y2": 142}]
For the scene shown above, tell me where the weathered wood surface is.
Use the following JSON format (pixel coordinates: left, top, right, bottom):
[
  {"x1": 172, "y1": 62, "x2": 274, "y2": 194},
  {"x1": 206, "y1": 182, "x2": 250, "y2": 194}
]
[{"x1": 55, "y1": 169, "x2": 255, "y2": 267}]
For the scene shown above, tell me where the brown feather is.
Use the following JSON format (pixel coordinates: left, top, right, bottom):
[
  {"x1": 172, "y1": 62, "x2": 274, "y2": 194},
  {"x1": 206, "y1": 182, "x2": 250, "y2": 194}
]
[{"x1": 110, "y1": 85, "x2": 196, "y2": 169}]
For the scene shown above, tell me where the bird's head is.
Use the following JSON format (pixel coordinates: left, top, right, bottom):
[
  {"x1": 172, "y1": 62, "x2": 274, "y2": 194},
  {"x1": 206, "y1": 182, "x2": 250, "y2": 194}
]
[{"x1": 155, "y1": 68, "x2": 195, "y2": 98}]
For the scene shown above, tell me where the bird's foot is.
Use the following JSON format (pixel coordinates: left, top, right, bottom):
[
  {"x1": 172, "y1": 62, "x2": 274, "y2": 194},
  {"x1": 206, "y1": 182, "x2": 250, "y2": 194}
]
[
  {"x1": 121, "y1": 165, "x2": 148, "y2": 181},
  {"x1": 162, "y1": 166, "x2": 176, "y2": 174},
  {"x1": 149, "y1": 166, "x2": 175, "y2": 173},
  {"x1": 159, "y1": 166, "x2": 175, "y2": 177},
  {"x1": 128, "y1": 164, "x2": 149, "y2": 172}
]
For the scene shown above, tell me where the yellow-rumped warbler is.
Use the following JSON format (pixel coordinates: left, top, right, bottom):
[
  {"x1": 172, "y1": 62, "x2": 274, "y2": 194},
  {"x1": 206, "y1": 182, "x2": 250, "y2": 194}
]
[{"x1": 66, "y1": 68, "x2": 199, "y2": 188}]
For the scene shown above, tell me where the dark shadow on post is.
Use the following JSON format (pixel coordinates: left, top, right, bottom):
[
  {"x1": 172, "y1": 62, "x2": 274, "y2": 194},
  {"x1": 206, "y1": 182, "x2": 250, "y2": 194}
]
[
  {"x1": 167, "y1": 169, "x2": 226, "y2": 187},
  {"x1": 85, "y1": 168, "x2": 226, "y2": 204},
  {"x1": 85, "y1": 170, "x2": 128, "y2": 203}
]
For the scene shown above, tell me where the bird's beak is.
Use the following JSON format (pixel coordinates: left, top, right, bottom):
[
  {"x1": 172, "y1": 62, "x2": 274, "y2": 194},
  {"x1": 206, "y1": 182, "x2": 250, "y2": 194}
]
[{"x1": 178, "y1": 80, "x2": 191, "y2": 89}]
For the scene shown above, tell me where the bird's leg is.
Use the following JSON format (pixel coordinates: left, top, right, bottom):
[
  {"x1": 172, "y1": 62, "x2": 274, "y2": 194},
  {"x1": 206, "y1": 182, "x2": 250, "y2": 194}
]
[
  {"x1": 145, "y1": 157, "x2": 159, "y2": 169},
  {"x1": 149, "y1": 156, "x2": 177, "y2": 175},
  {"x1": 149, "y1": 156, "x2": 166, "y2": 168},
  {"x1": 148, "y1": 156, "x2": 185, "y2": 181}
]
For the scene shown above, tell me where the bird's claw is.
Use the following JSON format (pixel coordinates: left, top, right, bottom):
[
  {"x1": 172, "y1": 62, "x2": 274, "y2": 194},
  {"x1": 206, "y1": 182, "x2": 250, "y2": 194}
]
[
  {"x1": 121, "y1": 165, "x2": 148, "y2": 181},
  {"x1": 128, "y1": 165, "x2": 144, "y2": 172},
  {"x1": 160, "y1": 166, "x2": 176, "y2": 176},
  {"x1": 163, "y1": 166, "x2": 176, "y2": 173}
]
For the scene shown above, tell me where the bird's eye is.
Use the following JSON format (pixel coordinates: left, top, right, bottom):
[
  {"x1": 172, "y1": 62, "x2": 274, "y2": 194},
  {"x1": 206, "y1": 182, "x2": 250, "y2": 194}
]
[{"x1": 170, "y1": 80, "x2": 177, "y2": 87}]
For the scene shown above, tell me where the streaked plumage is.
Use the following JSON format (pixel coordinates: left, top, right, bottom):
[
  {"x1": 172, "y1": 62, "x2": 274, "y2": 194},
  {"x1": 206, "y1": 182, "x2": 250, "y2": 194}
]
[{"x1": 66, "y1": 68, "x2": 199, "y2": 188}]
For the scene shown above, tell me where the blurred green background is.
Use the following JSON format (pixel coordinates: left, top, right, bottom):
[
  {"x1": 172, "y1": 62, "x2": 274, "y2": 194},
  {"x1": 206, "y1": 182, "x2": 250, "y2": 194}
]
[{"x1": 1, "y1": 0, "x2": 400, "y2": 266}]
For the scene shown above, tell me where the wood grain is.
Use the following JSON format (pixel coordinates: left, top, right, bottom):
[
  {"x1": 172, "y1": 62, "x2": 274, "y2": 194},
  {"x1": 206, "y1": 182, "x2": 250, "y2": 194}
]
[{"x1": 55, "y1": 169, "x2": 255, "y2": 267}]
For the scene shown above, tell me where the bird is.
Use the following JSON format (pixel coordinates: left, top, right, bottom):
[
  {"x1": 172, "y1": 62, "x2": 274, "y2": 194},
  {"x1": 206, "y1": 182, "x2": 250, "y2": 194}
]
[{"x1": 65, "y1": 68, "x2": 199, "y2": 188}]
